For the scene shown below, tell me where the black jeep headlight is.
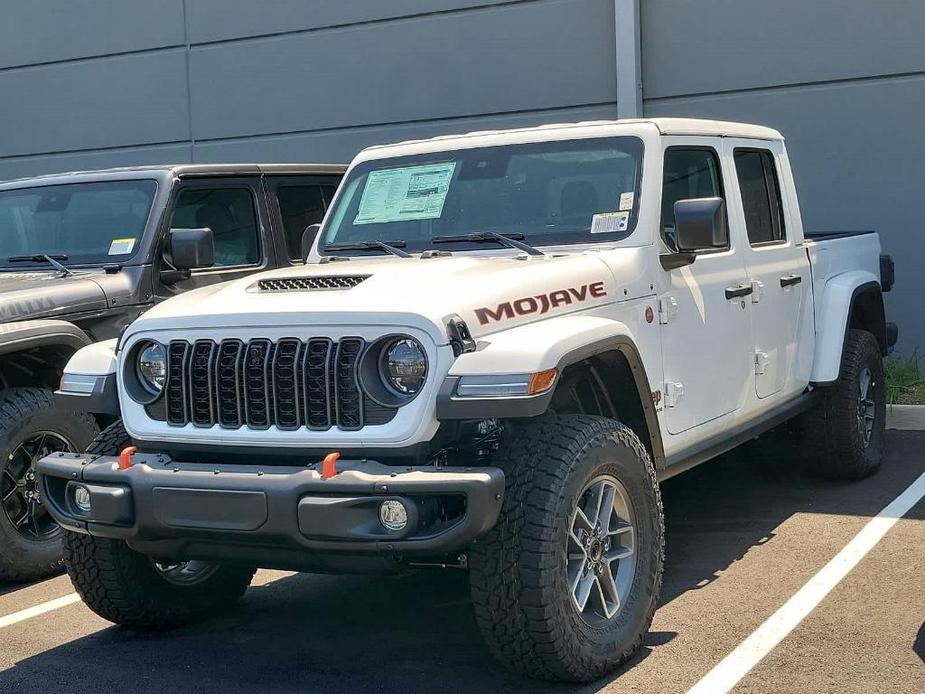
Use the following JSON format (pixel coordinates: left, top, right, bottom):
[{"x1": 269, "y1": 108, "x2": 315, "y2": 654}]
[
  {"x1": 381, "y1": 338, "x2": 427, "y2": 396},
  {"x1": 136, "y1": 341, "x2": 167, "y2": 395}
]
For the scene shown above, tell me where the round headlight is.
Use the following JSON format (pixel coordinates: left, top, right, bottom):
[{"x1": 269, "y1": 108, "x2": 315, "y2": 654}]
[
  {"x1": 381, "y1": 338, "x2": 427, "y2": 396},
  {"x1": 136, "y1": 342, "x2": 167, "y2": 395}
]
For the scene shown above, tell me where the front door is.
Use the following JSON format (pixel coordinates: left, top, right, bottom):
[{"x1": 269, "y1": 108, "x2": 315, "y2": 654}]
[
  {"x1": 154, "y1": 177, "x2": 272, "y2": 301},
  {"x1": 725, "y1": 141, "x2": 811, "y2": 399},
  {"x1": 657, "y1": 142, "x2": 754, "y2": 434}
]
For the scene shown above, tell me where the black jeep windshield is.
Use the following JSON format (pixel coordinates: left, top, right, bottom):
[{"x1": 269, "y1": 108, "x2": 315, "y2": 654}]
[
  {"x1": 0, "y1": 180, "x2": 157, "y2": 268},
  {"x1": 321, "y1": 136, "x2": 643, "y2": 255}
]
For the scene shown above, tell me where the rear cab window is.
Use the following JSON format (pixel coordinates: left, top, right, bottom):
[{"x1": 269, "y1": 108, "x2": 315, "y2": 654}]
[{"x1": 733, "y1": 149, "x2": 786, "y2": 246}]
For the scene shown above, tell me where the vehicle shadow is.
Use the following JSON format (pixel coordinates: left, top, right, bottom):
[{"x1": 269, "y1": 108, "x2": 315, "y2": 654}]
[{"x1": 1, "y1": 431, "x2": 921, "y2": 694}]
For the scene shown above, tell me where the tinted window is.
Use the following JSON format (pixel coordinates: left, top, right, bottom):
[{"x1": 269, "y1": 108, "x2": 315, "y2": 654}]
[
  {"x1": 661, "y1": 148, "x2": 724, "y2": 250},
  {"x1": 321, "y1": 137, "x2": 643, "y2": 255},
  {"x1": 0, "y1": 180, "x2": 156, "y2": 267},
  {"x1": 734, "y1": 150, "x2": 785, "y2": 245},
  {"x1": 171, "y1": 187, "x2": 259, "y2": 267},
  {"x1": 276, "y1": 185, "x2": 328, "y2": 259}
]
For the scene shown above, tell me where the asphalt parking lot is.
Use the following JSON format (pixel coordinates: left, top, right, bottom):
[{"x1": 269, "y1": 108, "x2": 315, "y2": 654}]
[{"x1": 0, "y1": 430, "x2": 922, "y2": 694}]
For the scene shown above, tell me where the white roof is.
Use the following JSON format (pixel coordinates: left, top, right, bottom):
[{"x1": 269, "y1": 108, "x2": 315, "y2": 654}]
[{"x1": 357, "y1": 117, "x2": 783, "y2": 162}]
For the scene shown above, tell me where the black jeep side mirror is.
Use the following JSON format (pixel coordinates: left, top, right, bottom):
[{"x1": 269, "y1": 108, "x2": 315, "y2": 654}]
[
  {"x1": 170, "y1": 227, "x2": 214, "y2": 270},
  {"x1": 160, "y1": 228, "x2": 215, "y2": 285},
  {"x1": 301, "y1": 224, "x2": 321, "y2": 262},
  {"x1": 674, "y1": 197, "x2": 728, "y2": 251}
]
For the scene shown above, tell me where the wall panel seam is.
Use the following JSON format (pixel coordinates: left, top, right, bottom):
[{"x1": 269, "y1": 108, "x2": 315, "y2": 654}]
[{"x1": 644, "y1": 68, "x2": 925, "y2": 103}]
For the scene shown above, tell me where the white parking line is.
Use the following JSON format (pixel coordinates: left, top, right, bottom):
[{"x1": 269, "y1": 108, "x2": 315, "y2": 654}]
[
  {"x1": 688, "y1": 470, "x2": 925, "y2": 694},
  {"x1": 0, "y1": 593, "x2": 81, "y2": 630}
]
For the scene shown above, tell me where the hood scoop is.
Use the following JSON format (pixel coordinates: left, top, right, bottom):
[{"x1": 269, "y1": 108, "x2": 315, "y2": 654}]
[{"x1": 256, "y1": 275, "x2": 370, "y2": 292}]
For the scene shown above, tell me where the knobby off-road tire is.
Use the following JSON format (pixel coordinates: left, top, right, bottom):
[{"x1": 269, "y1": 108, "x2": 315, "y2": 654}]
[
  {"x1": 469, "y1": 415, "x2": 664, "y2": 682},
  {"x1": 804, "y1": 329, "x2": 885, "y2": 479},
  {"x1": 63, "y1": 420, "x2": 256, "y2": 629},
  {"x1": 0, "y1": 387, "x2": 99, "y2": 581}
]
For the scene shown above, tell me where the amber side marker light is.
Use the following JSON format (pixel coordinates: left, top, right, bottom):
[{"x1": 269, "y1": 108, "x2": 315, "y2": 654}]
[{"x1": 528, "y1": 368, "x2": 558, "y2": 395}]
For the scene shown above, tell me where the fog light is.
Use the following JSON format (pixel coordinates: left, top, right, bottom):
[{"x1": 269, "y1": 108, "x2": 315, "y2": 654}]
[
  {"x1": 379, "y1": 500, "x2": 408, "y2": 532},
  {"x1": 73, "y1": 485, "x2": 92, "y2": 513}
]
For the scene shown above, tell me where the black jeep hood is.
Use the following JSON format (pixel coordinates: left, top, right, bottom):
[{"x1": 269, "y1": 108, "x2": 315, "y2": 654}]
[{"x1": 0, "y1": 271, "x2": 108, "y2": 322}]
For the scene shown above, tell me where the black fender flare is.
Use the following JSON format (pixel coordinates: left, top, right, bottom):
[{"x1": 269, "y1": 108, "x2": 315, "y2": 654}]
[{"x1": 0, "y1": 319, "x2": 93, "y2": 357}]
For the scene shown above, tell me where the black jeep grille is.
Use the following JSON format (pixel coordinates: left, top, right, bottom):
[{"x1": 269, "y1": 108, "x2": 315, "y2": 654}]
[
  {"x1": 256, "y1": 275, "x2": 369, "y2": 292},
  {"x1": 157, "y1": 337, "x2": 395, "y2": 431}
]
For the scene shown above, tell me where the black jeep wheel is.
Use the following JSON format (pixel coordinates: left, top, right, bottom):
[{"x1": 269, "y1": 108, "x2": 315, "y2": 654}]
[
  {"x1": 469, "y1": 415, "x2": 664, "y2": 682},
  {"x1": 804, "y1": 329, "x2": 885, "y2": 479},
  {"x1": 0, "y1": 387, "x2": 99, "y2": 582},
  {"x1": 63, "y1": 420, "x2": 256, "y2": 628}
]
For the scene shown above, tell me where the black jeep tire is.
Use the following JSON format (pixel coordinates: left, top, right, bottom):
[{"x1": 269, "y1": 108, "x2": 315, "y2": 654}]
[
  {"x1": 0, "y1": 387, "x2": 99, "y2": 582},
  {"x1": 469, "y1": 415, "x2": 663, "y2": 682},
  {"x1": 804, "y1": 329, "x2": 885, "y2": 479},
  {"x1": 65, "y1": 419, "x2": 256, "y2": 629}
]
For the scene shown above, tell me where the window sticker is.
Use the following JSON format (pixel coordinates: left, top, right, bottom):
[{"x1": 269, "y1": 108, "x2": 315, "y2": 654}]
[
  {"x1": 590, "y1": 212, "x2": 629, "y2": 234},
  {"x1": 354, "y1": 162, "x2": 456, "y2": 225},
  {"x1": 108, "y1": 237, "x2": 136, "y2": 255},
  {"x1": 619, "y1": 191, "x2": 635, "y2": 211}
]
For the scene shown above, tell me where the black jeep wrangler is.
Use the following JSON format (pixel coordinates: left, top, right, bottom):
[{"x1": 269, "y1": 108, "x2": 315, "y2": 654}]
[{"x1": 0, "y1": 163, "x2": 344, "y2": 581}]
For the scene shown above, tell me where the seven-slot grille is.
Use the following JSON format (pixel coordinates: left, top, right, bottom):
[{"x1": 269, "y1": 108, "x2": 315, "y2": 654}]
[
  {"x1": 163, "y1": 337, "x2": 370, "y2": 431},
  {"x1": 256, "y1": 276, "x2": 368, "y2": 292}
]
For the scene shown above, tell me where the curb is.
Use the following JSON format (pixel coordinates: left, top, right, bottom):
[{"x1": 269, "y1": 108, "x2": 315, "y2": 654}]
[{"x1": 886, "y1": 404, "x2": 925, "y2": 430}]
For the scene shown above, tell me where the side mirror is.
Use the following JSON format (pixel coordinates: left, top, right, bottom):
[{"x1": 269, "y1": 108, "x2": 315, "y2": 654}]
[
  {"x1": 170, "y1": 227, "x2": 214, "y2": 270},
  {"x1": 674, "y1": 197, "x2": 728, "y2": 251},
  {"x1": 160, "y1": 228, "x2": 215, "y2": 285},
  {"x1": 301, "y1": 223, "x2": 321, "y2": 261}
]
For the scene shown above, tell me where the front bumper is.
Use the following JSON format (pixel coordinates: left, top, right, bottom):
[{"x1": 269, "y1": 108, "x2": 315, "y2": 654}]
[{"x1": 37, "y1": 452, "x2": 504, "y2": 572}]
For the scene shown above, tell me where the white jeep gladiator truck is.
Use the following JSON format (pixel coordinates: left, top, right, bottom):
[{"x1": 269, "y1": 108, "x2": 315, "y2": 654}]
[{"x1": 38, "y1": 119, "x2": 896, "y2": 682}]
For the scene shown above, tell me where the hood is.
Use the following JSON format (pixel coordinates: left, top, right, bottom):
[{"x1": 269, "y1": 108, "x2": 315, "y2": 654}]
[
  {"x1": 0, "y1": 270, "x2": 108, "y2": 322},
  {"x1": 132, "y1": 253, "x2": 623, "y2": 344}
]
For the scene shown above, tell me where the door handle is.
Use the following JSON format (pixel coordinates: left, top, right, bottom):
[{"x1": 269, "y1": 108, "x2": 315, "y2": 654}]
[
  {"x1": 780, "y1": 274, "x2": 802, "y2": 288},
  {"x1": 725, "y1": 284, "x2": 753, "y2": 300}
]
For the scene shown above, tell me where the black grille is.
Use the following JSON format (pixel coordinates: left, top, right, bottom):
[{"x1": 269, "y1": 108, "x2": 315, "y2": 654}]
[
  {"x1": 257, "y1": 276, "x2": 369, "y2": 292},
  {"x1": 160, "y1": 337, "x2": 395, "y2": 431}
]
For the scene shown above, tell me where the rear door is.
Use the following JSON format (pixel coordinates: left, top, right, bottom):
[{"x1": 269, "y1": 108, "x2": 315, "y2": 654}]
[
  {"x1": 153, "y1": 176, "x2": 273, "y2": 301},
  {"x1": 264, "y1": 175, "x2": 341, "y2": 264},
  {"x1": 657, "y1": 140, "x2": 754, "y2": 434},
  {"x1": 725, "y1": 141, "x2": 810, "y2": 399}
]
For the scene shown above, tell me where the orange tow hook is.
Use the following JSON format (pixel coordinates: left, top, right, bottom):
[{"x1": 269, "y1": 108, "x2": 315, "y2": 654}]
[
  {"x1": 321, "y1": 452, "x2": 341, "y2": 480},
  {"x1": 118, "y1": 446, "x2": 138, "y2": 470}
]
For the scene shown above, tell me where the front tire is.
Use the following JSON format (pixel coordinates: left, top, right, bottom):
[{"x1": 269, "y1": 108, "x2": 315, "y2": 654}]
[
  {"x1": 804, "y1": 329, "x2": 885, "y2": 479},
  {"x1": 0, "y1": 387, "x2": 99, "y2": 581},
  {"x1": 64, "y1": 419, "x2": 255, "y2": 628},
  {"x1": 469, "y1": 415, "x2": 664, "y2": 682}
]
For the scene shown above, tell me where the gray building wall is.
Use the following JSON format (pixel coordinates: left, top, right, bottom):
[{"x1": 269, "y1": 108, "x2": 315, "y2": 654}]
[
  {"x1": 0, "y1": 0, "x2": 619, "y2": 178},
  {"x1": 0, "y1": 0, "x2": 921, "y2": 349}
]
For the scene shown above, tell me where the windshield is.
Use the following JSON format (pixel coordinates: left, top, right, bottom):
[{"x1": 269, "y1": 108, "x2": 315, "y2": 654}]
[
  {"x1": 0, "y1": 179, "x2": 157, "y2": 267},
  {"x1": 321, "y1": 136, "x2": 643, "y2": 255}
]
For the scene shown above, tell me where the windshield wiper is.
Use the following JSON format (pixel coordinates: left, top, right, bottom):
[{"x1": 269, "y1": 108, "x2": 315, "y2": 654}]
[
  {"x1": 8, "y1": 253, "x2": 73, "y2": 276},
  {"x1": 324, "y1": 240, "x2": 410, "y2": 258},
  {"x1": 431, "y1": 231, "x2": 544, "y2": 256}
]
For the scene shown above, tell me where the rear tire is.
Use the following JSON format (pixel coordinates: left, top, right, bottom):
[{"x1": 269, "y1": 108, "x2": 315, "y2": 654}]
[
  {"x1": 804, "y1": 329, "x2": 885, "y2": 479},
  {"x1": 0, "y1": 387, "x2": 99, "y2": 582},
  {"x1": 469, "y1": 415, "x2": 663, "y2": 682},
  {"x1": 64, "y1": 418, "x2": 255, "y2": 628}
]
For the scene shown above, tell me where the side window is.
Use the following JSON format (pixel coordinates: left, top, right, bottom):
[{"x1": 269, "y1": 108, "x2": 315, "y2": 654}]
[
  {"x1": 661, "y1": 148, "x2": 724, "y2": 251},
  {"x1": 734, "y1": 149, "x2": 785, "y2": 245},
  {"x1": 276, "y1": 185, "x2": 328, "y2": 260},
  {"x1": 171, "y1": 187, "x2": 259, "y2": 267}
]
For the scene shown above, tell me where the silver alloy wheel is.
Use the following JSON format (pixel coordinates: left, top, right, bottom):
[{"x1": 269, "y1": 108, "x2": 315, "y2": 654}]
[
  {"x1": 567, "y1": 474, "x2": 636, "y2": 625},
  {"x1": 1, "y1": 431, "x2": 74, "y2": 540},
  {"x1": 152, "y1": 559, "x2": 220, "y2": 586},
  {"x1": 857, "y1": 366, "x2": 876, "y2": 448}
]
